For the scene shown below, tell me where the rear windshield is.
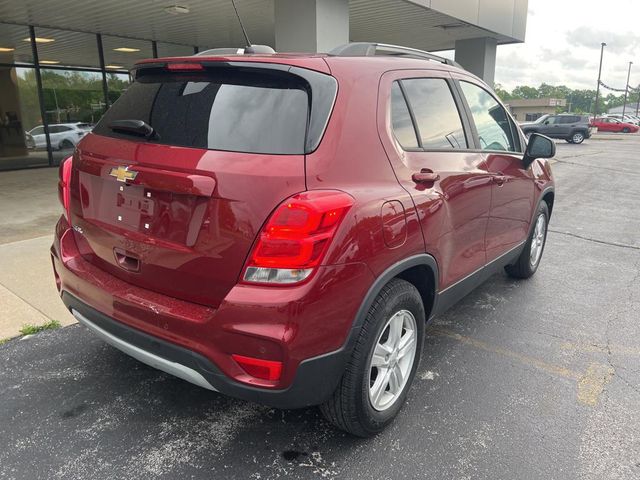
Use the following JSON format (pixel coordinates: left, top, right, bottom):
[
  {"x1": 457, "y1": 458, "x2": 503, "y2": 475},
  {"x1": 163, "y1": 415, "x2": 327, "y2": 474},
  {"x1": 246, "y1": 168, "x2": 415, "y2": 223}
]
[{"x1": 93, "y1": 68, "x2": 310, "y2": 154}]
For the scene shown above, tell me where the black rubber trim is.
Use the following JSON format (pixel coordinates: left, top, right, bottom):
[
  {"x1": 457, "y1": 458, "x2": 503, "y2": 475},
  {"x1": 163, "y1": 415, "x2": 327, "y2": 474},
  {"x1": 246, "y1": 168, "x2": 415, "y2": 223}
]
[
  {"x1": 346, "y1": 254, "x2": 439, "y2": 343},
  {"x1": 432, "y1": 242, "x2": 524, "y2": 317},
  {"x1": 62, "y1": 292, "x2": 347, "y2": 409}
]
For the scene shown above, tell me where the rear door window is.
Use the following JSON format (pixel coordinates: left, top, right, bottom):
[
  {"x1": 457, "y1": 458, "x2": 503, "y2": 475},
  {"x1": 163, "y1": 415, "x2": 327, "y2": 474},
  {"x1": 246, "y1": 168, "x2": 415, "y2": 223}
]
[
  {"x1": 390, "y1": 82, "x2": 419, "y2": 149},
  {"x1": 400, "y1": 78, "x2": 468, "y2": 149},
  {"x1": 94, "y1": 69, "x2": 310, "y2": 155}
]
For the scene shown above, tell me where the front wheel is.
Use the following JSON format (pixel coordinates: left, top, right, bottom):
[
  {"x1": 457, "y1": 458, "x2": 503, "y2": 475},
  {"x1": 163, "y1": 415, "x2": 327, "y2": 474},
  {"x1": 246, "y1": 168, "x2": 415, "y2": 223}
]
[
  {"x1": 505, "y1": 202, "x2": 549, "y2": 279},
  {"x1": 570, "y1": 132, "x2": 585, "y2": 144},
  {"x1": 320, "y1": 278, "x2": 424, "y2": 437}
]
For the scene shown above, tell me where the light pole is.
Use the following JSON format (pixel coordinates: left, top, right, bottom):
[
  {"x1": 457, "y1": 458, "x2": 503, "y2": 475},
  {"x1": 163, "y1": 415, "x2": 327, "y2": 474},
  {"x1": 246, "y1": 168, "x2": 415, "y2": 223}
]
[
  {"x1": 622, "y1": 61, "x2": 633, "y2": 120},
  {"x1": 593, "y1": 42, "x2": 606, "y2": 118}
]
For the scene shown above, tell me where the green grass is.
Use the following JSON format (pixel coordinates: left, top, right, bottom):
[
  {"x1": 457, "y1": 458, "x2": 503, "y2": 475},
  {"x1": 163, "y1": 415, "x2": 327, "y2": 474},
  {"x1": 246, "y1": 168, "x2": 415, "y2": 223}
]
[
  {"x1": 0, "y1": 338, "x2": 9, "y2": 346},
  {"x1": 19, "y1": 320, "x2": 61, "y2": 336}
]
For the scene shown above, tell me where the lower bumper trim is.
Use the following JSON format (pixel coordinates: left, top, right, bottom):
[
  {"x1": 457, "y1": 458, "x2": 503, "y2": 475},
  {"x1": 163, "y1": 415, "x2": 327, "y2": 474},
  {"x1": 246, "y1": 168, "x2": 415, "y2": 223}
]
[
  {"x1": 62, "y1": 292, "x2": 348, "y2": 409},
  {"x1": 72, "y1": 309, "x2": 217, "y2": 392}
]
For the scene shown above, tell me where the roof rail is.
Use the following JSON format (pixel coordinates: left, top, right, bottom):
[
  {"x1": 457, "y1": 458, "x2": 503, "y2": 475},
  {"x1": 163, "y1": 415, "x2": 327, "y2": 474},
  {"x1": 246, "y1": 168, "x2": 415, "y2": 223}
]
[{"x1": 329, "y1": 42, "x2": 461, "y2": 68}]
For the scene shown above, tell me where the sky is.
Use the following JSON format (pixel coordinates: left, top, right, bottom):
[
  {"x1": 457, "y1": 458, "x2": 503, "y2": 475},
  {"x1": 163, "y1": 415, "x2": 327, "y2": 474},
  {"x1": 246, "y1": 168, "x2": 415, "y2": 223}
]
[{"x1": 464, "y1": 0, "x2": 640, "y2": 91}]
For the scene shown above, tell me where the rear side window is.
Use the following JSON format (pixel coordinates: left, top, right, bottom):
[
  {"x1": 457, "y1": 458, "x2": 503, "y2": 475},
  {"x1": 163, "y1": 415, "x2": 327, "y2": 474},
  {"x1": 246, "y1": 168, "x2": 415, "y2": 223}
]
[
  {"x1": 94, "y1": 69, "x2": 310, "y2": 155},
  {"x1": 460, "y1": 81, "x2": 518, "y2": 152},
  {"x1": 390, "y1": 82, "x2": 419, "y2": 149},
  {"x1": 400, "y1": 78, "x2": 467, "y2": 150}
]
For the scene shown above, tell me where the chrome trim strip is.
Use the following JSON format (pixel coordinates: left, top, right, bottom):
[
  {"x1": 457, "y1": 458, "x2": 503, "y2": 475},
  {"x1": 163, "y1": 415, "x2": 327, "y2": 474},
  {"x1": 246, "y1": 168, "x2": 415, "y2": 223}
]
[
  {"x1": 72, "y1": 309, "x2": 217, "y2": 391},
  {"x1": 438, "y1": 240, "x2": 526, "y2": 295}
]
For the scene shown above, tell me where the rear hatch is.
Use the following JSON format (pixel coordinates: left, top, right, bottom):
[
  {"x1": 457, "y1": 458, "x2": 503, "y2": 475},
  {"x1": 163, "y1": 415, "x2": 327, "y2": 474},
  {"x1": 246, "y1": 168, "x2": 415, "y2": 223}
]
[{"x1": 68, "y1": 59, "x2": 337, "y2": 307}]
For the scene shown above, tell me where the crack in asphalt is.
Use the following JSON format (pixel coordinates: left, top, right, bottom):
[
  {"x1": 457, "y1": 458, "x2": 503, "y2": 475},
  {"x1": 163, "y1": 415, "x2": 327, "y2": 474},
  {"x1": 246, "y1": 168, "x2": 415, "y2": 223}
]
[
  {"x1": 552, "y1": 157, "x2": 640, "y2": 176},
  {"x1": 548, "y1": 229, "x2": 640, "y2": 251},
  {"x1": 603, "y1": 255, "x2": 640, "y2": 399}
]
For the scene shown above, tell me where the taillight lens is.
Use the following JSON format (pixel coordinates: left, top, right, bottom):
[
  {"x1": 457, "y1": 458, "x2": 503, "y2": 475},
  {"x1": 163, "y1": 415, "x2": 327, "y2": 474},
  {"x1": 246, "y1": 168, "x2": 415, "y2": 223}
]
[
  {"x1": 242, "y1": 190, "x2": 354, "y2": 285},
  {"x1": 58, "y1": 156, "x2": 73, "y2": 221}
]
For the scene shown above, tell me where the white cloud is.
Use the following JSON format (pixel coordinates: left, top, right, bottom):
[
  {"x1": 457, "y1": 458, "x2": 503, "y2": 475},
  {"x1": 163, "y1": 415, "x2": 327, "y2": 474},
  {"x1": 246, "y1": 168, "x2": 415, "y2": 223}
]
[{"x1": 493, "y1": 0, "x2": 640, "y2": 91}]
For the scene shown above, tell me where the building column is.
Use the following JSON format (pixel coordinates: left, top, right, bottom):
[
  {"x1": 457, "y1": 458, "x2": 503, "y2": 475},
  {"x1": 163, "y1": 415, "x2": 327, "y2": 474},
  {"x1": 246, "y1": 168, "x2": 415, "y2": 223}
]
[
  {"x1": 274, "y1": 0, "x2": 349, "y2": 53},
  {"x1": 454, "y1": 37, "x2": 497, "y2": 86}
]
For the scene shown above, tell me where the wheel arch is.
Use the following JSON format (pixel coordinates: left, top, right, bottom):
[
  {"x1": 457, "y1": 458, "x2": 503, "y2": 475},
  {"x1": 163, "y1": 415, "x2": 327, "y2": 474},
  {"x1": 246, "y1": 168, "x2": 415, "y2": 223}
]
[
  {"x1": 351, "y1": 255, "x2": 439, "y2": 340},
  {"x1": 542, "y1": 189, "x2": 555, "y2": 217}
]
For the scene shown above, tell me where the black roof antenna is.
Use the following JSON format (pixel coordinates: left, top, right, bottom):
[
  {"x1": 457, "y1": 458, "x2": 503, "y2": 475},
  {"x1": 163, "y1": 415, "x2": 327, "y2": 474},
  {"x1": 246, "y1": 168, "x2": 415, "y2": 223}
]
[
  {"x1": 229, "y1": 0, "x2": 275, "y2": 54},
  {"x1": 231, "y1": 0, "x2": 251, "y2": 48}
]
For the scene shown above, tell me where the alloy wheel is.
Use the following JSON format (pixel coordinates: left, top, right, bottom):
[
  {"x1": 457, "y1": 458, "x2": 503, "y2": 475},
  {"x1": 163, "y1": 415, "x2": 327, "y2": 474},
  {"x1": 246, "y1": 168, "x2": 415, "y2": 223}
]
[
  {"x1": 529, "y1": 213, "x2": 546, "y2": 267},
  {"x1": 368, "y1": 309, "x2": 417, "y2": 411}
]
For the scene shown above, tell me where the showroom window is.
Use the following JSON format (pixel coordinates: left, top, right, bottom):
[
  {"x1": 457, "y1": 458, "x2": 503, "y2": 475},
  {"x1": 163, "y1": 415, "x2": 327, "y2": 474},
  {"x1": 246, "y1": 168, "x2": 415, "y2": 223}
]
[{"x1": 0, "y1": 23, "x2": 197, "y2": 170}]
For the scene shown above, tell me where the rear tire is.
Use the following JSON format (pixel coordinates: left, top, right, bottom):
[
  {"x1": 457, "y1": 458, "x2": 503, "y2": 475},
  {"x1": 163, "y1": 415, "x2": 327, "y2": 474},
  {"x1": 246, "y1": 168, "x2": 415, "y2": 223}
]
[
  {"x1": 505, "y1": 202, "x2": 549, "y2": 279},
  {"x1": 320, "y1": 278, "x2": 425, "y2": 437},
  {"x1": 59, "y1": 139, "x2": 74, "y2": 150}
]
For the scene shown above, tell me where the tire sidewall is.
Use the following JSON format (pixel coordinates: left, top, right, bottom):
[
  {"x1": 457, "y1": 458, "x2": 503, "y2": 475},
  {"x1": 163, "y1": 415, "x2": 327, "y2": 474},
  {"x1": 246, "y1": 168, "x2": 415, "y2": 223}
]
[
  {"x1": 526, "y1": 202, "x2": 550, "y2": 274},
  {"x1": 356, "y1": 282, "x2": 425, "y2": 432},
  {"x1": 572, "y1": 132, "x2": 585, "y2": 144}
]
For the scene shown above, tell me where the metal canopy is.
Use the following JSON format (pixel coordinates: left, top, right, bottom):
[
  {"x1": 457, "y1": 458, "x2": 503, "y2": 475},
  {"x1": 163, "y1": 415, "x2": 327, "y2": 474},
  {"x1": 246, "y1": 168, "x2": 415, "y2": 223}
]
[{"x1": 0, "y1": 0, "x2": 522, "y2": 55}]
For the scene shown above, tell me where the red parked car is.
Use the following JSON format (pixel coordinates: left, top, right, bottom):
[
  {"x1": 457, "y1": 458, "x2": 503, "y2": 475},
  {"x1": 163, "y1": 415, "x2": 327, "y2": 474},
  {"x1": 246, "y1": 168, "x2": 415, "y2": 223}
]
[
  {"x1": 591, "y1": 117, "x2": 639, "y2": 133},
  {"x1": 51, "y1": 43, "x2": 555, "y2": 436}
]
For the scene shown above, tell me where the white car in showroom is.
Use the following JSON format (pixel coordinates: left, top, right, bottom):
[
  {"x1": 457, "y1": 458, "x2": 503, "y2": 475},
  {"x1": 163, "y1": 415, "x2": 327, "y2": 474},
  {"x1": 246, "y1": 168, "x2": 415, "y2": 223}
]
[{"x1": 26, "y1": 123, "x2": 93, "y2": 150}]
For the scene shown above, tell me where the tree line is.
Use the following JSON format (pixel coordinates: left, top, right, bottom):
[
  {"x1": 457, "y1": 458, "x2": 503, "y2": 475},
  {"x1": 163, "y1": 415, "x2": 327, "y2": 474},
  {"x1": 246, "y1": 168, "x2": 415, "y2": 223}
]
[{"x1": 494, "y1": 82, "x2": 640, "y2": 115}]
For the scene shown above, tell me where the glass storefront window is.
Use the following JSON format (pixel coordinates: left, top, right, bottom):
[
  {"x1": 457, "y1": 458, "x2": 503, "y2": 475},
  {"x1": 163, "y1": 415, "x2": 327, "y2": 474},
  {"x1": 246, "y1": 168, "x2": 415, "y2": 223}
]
[
  {"x1": 102, "y1": 36, "x2": 153, "y2": 70},
  {"x1": 0, "y1": 23, "x2": 34, "y2": 65},
  {"x1": 157, "y1": 42, "x2": 194, "y2": 58},
  {"x1": 0, "y1": 66, "x2": 49, "y2": 169},
  {"x1": 33, "y1": 27, "x2": 100, "y2": 69},
  {"x1": 107, "y1": 72, "x2": 131, "y2": 105},
  {"x1": 40, "y1": 69, "x2": 105, "y2": 162}
]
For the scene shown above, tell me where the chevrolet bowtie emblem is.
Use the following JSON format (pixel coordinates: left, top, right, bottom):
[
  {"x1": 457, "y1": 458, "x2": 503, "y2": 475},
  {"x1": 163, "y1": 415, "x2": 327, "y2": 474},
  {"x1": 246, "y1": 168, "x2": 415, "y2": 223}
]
[{"x1": 109, "y1": 166, "x2": 138, "y2": 183}]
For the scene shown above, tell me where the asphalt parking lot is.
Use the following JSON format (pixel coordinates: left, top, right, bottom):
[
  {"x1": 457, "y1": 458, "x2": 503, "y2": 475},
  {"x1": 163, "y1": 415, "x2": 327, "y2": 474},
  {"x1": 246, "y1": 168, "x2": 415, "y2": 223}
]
[{"x1": 1, "y1": 134, "x2": 639, "y2": 479}]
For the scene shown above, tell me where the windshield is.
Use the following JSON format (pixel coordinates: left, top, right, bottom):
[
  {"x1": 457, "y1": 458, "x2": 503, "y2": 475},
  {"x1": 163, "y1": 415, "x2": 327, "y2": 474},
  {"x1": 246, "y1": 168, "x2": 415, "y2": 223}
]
[{"x1": 533, "y1": 115, "x2": 549, "y2": 124}]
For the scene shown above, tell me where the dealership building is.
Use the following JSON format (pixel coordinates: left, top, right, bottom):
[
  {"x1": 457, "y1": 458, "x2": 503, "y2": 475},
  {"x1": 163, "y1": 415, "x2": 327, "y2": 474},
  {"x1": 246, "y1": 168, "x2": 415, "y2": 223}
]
[{"x1": 0, "y1": 0, "x2": 528, "y2": 170}]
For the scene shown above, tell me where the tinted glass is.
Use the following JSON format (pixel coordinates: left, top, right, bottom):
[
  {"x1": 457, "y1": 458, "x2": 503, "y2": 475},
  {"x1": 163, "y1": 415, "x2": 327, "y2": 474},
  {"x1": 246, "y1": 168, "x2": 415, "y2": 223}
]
[
  {"x1": 401, "y1": 78, "x2": 467, "y2": 149},
  {"x1": 460, "y1": 81, "x2": 517, "y2": 152},
  {"x1": 390, "y1": 82, "x2": 418, "y2": 148},
  {"x1": 94, "y1": 70, "x2": 309, "y2": 154},
  {"x1": 30, "y1": 127, "x2": 45, "y2": 136},
  {"x1": 558, "y1": 116, "x2": 578, "y2": 124}
]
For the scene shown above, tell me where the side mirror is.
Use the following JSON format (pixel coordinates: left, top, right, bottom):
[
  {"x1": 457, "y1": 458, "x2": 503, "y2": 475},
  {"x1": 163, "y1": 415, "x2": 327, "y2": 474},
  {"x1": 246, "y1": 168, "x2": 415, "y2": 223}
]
[{"x1": 523, "y1": 133, "x2": 555, "y2": 169}]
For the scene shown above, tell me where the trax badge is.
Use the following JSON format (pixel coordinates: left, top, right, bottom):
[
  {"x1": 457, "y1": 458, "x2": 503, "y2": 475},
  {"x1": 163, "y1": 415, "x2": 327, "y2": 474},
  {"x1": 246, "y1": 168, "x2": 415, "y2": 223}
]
[{"x1": 109, "y1": 166, "x2": 138, "y2": 183}]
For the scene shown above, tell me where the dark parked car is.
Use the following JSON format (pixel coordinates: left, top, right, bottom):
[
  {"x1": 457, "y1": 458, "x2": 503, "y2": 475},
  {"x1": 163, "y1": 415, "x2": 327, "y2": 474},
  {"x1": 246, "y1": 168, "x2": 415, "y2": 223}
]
[
  {"x1": 52, "y1": 43, "x2": 555, "y2": 436},
  {"x1": 521, "y1": 114, "x2": 593, "y2": 144}
]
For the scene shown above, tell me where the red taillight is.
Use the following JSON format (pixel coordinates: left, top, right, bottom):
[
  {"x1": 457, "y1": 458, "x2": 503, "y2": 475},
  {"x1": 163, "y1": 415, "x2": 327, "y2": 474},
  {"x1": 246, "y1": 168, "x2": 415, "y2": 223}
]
[
  {"x1": 242, "y1": 190, "x2": 354, "y2": 285},
  {"x1": 166, "y1": 62, "x2": 204, "y2": 71},
  {"x1": 58, "y1": 156, "x2": 72, "y2": 221},
  {"x1": 232, "y1": 354, "x2": 283, "y2": 381}
]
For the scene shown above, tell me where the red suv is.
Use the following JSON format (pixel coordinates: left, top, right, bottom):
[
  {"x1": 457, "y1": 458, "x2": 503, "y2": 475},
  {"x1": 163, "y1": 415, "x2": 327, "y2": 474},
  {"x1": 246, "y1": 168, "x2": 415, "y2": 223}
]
[{"x1": 51, "y1": 43, "x2": 555, "y2": 436}]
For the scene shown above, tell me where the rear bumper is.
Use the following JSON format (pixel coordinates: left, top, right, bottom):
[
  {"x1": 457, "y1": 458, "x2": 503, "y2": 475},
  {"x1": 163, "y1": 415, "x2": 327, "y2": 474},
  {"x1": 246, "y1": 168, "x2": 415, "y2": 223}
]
[
  {"x1": 63, "y1": 292, "x2": 348, "y2": 408},
  {"x1": 51, "y1": 217, "x2": 373, "y2": 408}
]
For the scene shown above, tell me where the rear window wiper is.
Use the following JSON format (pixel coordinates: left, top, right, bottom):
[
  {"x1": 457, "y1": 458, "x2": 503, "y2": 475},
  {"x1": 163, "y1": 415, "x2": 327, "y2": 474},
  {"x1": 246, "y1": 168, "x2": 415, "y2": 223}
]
[{"x1": 109, "y1": 119, "x2": 160, "y2": 140}]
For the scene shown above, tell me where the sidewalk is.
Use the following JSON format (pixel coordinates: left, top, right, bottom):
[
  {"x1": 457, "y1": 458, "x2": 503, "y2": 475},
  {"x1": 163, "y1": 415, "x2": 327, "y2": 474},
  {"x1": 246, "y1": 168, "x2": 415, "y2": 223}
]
[{"x1": 0, "y1": 167, "x2": 75, "y2": 340}]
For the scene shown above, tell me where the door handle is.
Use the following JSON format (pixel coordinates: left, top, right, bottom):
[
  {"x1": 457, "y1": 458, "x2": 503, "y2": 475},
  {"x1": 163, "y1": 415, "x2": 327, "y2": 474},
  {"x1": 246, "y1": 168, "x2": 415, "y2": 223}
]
[
  {"x1": 492, "y1": 174, "x2": 507, "y2": 186},
  {"x1": 412, "y1": 169, "x2": 440, "y2": 185}
]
